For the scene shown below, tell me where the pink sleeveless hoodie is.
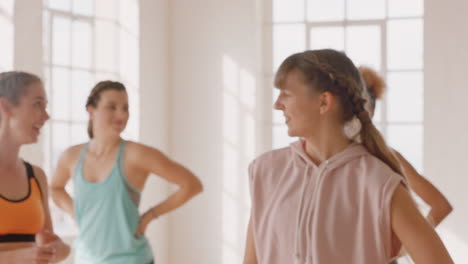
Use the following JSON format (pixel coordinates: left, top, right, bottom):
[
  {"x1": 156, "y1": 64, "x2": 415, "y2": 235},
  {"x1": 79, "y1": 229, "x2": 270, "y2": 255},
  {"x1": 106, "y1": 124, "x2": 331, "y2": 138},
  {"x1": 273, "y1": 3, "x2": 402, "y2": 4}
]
[{"x1": 249, "y1": 140, "x2": 404, "y2": 264}]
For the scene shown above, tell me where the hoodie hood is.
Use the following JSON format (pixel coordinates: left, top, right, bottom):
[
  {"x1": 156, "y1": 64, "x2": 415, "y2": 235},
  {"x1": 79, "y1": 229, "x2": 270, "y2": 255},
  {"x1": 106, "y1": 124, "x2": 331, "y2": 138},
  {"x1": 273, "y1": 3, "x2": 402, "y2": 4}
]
[{"x1": 290, "y1": 139, "x2": 370, "y2": 171}]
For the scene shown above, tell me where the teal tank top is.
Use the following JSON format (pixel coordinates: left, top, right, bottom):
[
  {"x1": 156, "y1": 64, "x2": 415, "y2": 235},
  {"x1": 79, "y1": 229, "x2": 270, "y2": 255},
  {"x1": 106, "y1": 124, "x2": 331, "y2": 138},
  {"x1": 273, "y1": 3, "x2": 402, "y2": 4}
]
[{"x1": 73, "y1": 140, "x2": 153, "y2": 264}]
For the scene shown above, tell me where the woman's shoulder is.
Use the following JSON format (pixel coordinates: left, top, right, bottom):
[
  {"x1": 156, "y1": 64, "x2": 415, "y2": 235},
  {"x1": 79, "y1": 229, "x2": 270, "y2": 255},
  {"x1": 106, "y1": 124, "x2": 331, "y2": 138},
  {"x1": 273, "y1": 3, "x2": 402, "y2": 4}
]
[
  {"x1": 58, "y1": 143, "x2": 87, "y2": 167},
  {"x1": 22, "y1": 163, "x2": 48, "y2": 195},
  {"x1": 249, "y1": 145, "x2": 296, "y2": 183},
  {"x1": 251, "y1": 145, "x2": 293, "y2": 166},
  {"x1": 348, "y1": 153, "x2": 406, "y2": 190},
  {"x1": 124, "y1": 140, "x2": 159, "y2": 154},
  {"x1": 123, "y1": 140, "x2": 168, "y2": 162}
]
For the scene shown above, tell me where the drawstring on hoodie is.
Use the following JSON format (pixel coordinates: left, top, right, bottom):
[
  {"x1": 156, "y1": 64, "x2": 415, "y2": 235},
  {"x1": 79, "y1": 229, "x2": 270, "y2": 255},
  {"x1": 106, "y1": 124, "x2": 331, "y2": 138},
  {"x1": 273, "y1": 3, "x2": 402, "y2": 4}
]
[
  {"x1": 294, "y1": 165, "x2": 310, "y2": 263},
  {"x1": 304, "y1": 160, "x2": 328, "y2": 264},
  {"x1": 294, "y1": 159, "x2": 329, "y2": 264}
]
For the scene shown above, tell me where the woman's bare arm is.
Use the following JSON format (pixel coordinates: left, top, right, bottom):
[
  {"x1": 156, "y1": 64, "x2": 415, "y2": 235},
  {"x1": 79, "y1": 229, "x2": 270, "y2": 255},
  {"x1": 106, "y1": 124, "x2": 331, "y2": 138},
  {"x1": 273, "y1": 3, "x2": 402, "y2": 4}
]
[
  {"x1": 391, "y1": 184, "x2": 453, "y2": 263},
  {"x1": 394, "y1": 151, "x2": 453, "y2": 226}
]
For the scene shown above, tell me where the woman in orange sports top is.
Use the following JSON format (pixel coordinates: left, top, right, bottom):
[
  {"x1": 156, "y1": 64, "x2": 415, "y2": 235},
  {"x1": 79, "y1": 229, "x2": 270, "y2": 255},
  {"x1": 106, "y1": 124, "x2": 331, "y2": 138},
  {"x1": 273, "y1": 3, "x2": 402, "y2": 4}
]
[{"x1": 0, "y1": 71, "x2": 70, "y2": 263}]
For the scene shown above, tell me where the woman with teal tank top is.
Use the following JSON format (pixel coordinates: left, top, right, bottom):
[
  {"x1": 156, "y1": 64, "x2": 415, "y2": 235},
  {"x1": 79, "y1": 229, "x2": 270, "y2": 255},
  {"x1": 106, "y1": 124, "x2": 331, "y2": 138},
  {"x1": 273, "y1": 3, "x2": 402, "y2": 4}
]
[{"x1": 50, "y1": 81, "x2": 204, "y2": 264}]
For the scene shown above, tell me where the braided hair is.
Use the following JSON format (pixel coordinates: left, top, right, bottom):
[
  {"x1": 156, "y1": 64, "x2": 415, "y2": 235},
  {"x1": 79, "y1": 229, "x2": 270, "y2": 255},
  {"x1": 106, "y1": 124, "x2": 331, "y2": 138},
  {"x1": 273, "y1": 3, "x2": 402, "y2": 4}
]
[{"x1": 275, "y1": 50, "x2": 402, "y2": 175}]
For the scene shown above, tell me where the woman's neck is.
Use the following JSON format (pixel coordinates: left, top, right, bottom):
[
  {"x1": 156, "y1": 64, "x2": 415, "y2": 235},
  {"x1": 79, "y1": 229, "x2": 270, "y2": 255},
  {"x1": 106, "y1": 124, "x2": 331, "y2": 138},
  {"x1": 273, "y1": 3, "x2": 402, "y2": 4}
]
[
  {"x1": 88, "y1": 135, "x2": 122, "y2": 157},
  {"x1": 0, "y1": 129, "x2": 21, "y2": 170},
  {"x1": 302, "y1": 123, "x2": 352, "y2": 166}
]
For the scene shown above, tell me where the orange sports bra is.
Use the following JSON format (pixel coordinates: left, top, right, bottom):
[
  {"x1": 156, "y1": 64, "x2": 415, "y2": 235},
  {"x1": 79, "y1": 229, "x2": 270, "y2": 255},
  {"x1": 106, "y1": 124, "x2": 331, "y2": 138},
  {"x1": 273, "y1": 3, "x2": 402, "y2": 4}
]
[{"x1": 0, "y1": 162, "x2": 45, "y2": 243}]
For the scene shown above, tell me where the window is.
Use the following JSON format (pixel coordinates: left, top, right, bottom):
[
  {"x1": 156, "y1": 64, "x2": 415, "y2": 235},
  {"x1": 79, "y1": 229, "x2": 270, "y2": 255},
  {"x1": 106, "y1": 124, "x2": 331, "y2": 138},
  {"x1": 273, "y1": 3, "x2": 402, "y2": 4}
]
[
  {"x1": 43, "y1": 0, "x2": 140, "y2": 235},
  {"x1": 0, "y1": 0, "x2": 14, "y2": 72},
  {"x1": 269, "y1": 0, "x2": 424, "y2": 172}
]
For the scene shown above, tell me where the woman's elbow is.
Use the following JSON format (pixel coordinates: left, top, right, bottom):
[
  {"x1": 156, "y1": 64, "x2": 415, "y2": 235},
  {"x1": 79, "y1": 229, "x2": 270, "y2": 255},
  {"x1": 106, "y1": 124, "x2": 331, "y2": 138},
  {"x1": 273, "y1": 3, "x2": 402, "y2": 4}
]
[
  {"x1": 432, "y1": 201, "x2": 453, "y2": 222},
  {"x1": 191, "y1": 176, "x2": 204, "y2": 195},
  {"x1": 442, "y1": 202, "x2": 453, "y2": 217},
  {"x1": 49, "y1": 187, "x2": 59, "y2": 202}
]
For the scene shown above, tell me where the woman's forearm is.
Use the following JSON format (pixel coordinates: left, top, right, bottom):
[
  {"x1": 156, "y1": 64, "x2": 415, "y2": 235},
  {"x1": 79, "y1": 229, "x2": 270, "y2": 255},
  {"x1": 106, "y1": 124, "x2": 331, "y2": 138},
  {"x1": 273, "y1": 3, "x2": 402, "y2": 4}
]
[
  {"x1": 428, "y1": 203, "x2": 453, "y2": 227},
  {"x1": 394, "y1": 150, "x2": 453, "y2": 227},
  {"x1": 151, "y1": 180, "x2": 203, "y2": 218},
  {"x1": 50, "y1": 188, "x2": 75, "y2": 218}
]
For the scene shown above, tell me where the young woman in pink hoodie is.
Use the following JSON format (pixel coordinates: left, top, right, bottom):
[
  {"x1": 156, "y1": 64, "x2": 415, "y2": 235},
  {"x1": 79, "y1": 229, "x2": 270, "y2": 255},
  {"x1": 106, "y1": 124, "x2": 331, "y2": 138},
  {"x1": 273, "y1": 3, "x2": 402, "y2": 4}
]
[{"x1": 243, "y1": 49, "x2": 453, "y2": 264}]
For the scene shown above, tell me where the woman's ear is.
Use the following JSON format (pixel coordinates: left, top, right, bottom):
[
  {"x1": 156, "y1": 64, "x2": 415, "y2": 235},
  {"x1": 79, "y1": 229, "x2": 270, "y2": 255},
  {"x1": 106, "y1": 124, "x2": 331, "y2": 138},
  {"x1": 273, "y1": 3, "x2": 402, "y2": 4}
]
[
  {"x1": 0, "y1": 98, "x2": 13, "y2": 119},
  {"x1": 319, "y1": 91, "x2": 335, "y2": 115},
  {"x1": 86, "y1": 105, "x2": 94, "y2": 119}
]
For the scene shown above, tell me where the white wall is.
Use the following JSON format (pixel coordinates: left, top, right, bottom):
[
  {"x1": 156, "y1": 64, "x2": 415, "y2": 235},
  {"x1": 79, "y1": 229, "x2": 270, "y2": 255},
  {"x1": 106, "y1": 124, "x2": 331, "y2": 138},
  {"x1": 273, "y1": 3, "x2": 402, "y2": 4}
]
[
  {"x1": 14, "y1": 0, "x2": 44, "y2": 166},
  {"x1": 139, "y1": 0, "x2": 171, "y2": 263},
  {"x1": 167, "y1": 0, "x2": 263, "y2": 263},
  {"x1": 425, "y1": 0, "x2": 468, "y2": 262}
]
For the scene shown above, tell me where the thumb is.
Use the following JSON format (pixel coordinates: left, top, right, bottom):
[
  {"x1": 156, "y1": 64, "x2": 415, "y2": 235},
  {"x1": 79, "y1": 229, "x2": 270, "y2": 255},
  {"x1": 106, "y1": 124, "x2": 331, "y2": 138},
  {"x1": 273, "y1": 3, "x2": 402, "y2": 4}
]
[{"x1": 135, "y1": 223, "x2": 142, "y2": 238}]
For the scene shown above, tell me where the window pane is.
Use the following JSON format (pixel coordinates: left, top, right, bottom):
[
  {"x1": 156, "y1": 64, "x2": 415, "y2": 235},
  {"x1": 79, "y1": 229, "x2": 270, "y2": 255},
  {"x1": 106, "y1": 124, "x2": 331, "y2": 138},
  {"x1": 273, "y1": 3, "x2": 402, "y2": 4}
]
[
  {"x1": 119, "y1": 30, "x2": 139, "y2": 86},
  {"x1": 387, "y1": 19, "x2": 423, "y2": 70},
  {"x1": 71, "y1": 123, "x2": 88, "y2": 145},
  {"x1": 122, "y1": 88, "x2": 139, "y2": 141},
  {"x1": 52, "y1": 67, "x2": 71, "y2": 120},
  {"x1": 72, "y1": 20, "x2": 92, "y2": 68},
  {"x1": 346, "y1": 25, "x2": 381, "y2": 71},
  {"x1": 310, "y1": 26, "x2": 344, "y2": 51},
  {"x1": 71, "y1": 70, "x2": 92, "y2": 122},
  {"x1": 52, "y1": 16, "x2": 71, "y2": 66},
  {"x1": 273, "y1": 24, "x2": 305, "y2": 71},
  {"x1": 389, "y1": 0, "x2": 424, "y2": 18},
  {"x1": 273, "y1": 124, "x2": 296, "y2": 149},
  {"x1": 374, "y1": 122, "x2": 384, "y2": 136},
  {"x1": 388, "y1": 124, "x2": 423, "y2": 172},
  {"x1": 47, "y1": 0, "x2": 71, "y2": 12},
  {"x1": 273, "y1": 0, "x2": 304, "y2": 22},
  {"x1": 307, "y1": 0, "x2": 344, "y2": 22},
  {"x1": 43, "y1": 66, "x2": 51, "y2": 100},
  {"x1": 387, "y1": 71, "x2": 423, "y2": 122},
  {"x1": 95, "y1": 72, "x2": 118, "y2": 82},
  {"x1": 119, "y1": 0, "x2": 139, "y2": 33},
  {"x1": 347, "y1": 0, "x2": 385, "y2": 20},
  {"x1": 43, "y1": 10, "x2": 51, "y2": 64},
  {"x1": 95, "y1": 0, "x2": 117, "y2": 20},
  {"x1": 73, "y1": 0, "x2": 94, "y2": 16},
  {"x1": 95, "y1": 20, "x2": 117, "y2": 72},
  {"x1": 52, "y1": 122, "x2": 70, "y2": 166},
  {"x1": 0, "y1": 15, "x2": 13, "y2": 71},
  {"x1": 372, "y1": 100, "x2": 382, "y2": 122},
  {"x1": 0, "y1": 0, "x2": 14, "y2": 16}
]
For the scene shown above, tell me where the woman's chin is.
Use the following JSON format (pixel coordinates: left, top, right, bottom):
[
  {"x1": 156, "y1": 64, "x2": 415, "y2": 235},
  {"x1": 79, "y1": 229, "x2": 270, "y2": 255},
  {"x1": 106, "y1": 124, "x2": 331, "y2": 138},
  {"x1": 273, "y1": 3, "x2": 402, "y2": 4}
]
[{"x1": 23, "y1": 137, "x2": 38, "y2": 145}]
